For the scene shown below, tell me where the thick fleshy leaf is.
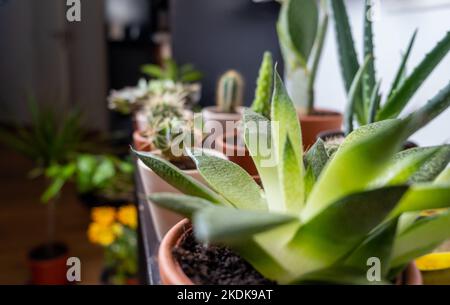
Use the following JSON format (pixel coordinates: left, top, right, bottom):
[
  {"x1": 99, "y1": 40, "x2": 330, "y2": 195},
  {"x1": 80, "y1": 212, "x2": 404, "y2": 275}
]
[
  {"x1": 148, "y1": 193, "x2": 214, "y2": 218},
  {"x1": 304, "y1": 138, "x2": 329, "y2": 180},
  {"x1": 435, "y1": 166, "x2": 450, "y2": 184},
  {"x1": 252, "y1": 51, "x2": 273, "y2": 118},
  {"x1": 303, "y1": 119, "x2": 409, "y2": 220},
  {"x1": 378, "y1": 31, "x2": 450, "y2": 120},
  {"x1": 362, "y1": 0, "x2": 376, "y2": 110},
  {"x1": 368, "y1": 80, "x2": 382, "y2": 123},
  {"x1": 193, "y1": 206, "x2": 297, "y2": 243},
  {"x1": 133, "y1": 149, "x2": 224, "y2": 204},
  {"x1": 292, "y1": 266, "x2": 390, "y2": 285},
  {"x1": 392, "y1": 210, "x2": 450, "y2": 267},
  {"x1": 188, "y1": 149, "x2": 267, "y2": 211},
  {"x1": 409, "y1": 145, "x2": 450, "y2": 183},
  {"x1": 243, "y1": 108, "x2": 282, "y2": 212},
  {"x1": 344, "y1": 218, "x2": 398, "y2": 276},
  {"x1": 291, "y1": 186, "x2": 408, "y2": 269},
  {"x1": 280, "y1": 137, "x2": 304, "y2": 214},
  {"x1": 389, "y1": 184, "x2": 450, "y2": 218}
]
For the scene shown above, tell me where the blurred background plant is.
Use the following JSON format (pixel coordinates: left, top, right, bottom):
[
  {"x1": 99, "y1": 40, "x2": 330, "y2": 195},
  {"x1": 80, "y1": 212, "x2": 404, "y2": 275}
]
[{"x1": 87, "y1": 205, "x2": 138, "y2": 285}]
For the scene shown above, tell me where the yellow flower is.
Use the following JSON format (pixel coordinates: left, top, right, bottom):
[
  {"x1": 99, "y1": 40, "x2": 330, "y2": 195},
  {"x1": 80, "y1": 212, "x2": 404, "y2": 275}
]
[
  {"x1": 117, "y1": 205, "x2": 137, "y2": 229},
  {"x1": 91, "y1": 207, "x2": 116, "y2": 225},
  {"x1": 416, "y1": 253, "x2": 450, "y2": 271},
  {"x1": 87, "y1": 222, "x2": 116, "y2": 246},
  {"x1": 112, "y1": 223, "x2": 124, "y2": 236}
]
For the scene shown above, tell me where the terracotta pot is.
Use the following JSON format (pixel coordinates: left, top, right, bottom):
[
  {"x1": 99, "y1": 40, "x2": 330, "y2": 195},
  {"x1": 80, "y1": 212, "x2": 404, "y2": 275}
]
[
  {"x1": 137, "y1": 149, "x2": 225, "y2": 241},
  {"x1": 28, "y1": 243, "x2": 69, "y2": 285},
  {"x1": 133, "y1": 131, "x2": 152, "y2": 152},
  {"x1": 202, "y1": 106, "x2": 244, "y2": 136},
  {"x1": 214, "y1": 132, "x2": 257, "y2": 176},
  {"x1": 159, "y1": 220, "x2": 423, "y2": 285},
  {"x1": 298, "y1": 109, "x2": 343, "y2": 150}
]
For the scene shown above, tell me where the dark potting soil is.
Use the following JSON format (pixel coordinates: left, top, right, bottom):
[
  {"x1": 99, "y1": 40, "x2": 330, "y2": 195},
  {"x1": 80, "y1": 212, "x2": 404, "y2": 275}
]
[
  {"x1": 173, "y1": 231, "x2": 276, "y2": 285},
  {"x1": 29, "y1": 242, "x2": 68, "y2": 261}
]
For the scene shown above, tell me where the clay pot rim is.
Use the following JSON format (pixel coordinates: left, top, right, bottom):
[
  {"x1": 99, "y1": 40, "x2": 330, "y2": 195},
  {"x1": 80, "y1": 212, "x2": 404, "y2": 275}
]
[
  {"x1": 202, "y1": 105, "x2": 244, "y2": 115},
  {"x1": 298, "y1": 108, "x2": 342, "y2": 122},
  {"x1": 158, "y1": 219, "x2": 194, "y2": 285},
  {"x1": 159, "y1": 221, "x2": 423, "y2": 285}
]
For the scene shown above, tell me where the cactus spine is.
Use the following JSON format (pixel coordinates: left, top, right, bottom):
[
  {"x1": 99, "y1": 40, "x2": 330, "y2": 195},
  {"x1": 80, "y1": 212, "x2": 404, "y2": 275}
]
[
  {"x1": 216, "y1": 70, "x2": 244, "y2": 113},
  {"x1": 252, "y1": 51, "x2": 273, "y2": 118}
]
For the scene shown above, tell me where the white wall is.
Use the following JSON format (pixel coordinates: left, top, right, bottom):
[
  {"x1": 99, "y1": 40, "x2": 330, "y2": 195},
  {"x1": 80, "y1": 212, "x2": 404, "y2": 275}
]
[{"x1": 316, "y1": 0, "x2": 450, "y2": 146}]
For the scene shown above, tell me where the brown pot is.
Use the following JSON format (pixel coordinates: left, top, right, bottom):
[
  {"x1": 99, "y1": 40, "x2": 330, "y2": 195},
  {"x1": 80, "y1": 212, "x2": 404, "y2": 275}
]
[
  {"x1": 28, "y1": 243, "x2": 69, "y2": 285},
  {"x1": 214, "y1": 132, "x2": 258, "y2": 176},
  {"x1": 298, "y1": 109, "x2": 343, "y2": 151},
  {"x1": 201, "y1": 106, "x2": 244, "y2": 136},
  {"x1": 159, "y1": 220, "x2": 423, "y2": 285},
  {"x1": 133, "y1": 131, "x2": 152, "y2": 152}
]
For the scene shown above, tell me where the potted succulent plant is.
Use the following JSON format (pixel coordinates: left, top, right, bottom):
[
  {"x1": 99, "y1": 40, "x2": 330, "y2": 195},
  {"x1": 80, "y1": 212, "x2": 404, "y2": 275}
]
[
  {"x1": 214, "y1": 52, "x2": 273, "y2": 175},
  {"x1": 278, "y1": 0, "x2": 342, "y2": 149},
  {"x1": 202, "y1": 70, "x2": 245, "y2": 136},
  {"x1": 135, "y1": 68, "x2": 450, "y2": 285},
  {"x1": 323, "y1": 0, "x2": 450, "y2": 144},
  {"x1": 0, "y1": 100, "x2": 88, "y2": 285}
]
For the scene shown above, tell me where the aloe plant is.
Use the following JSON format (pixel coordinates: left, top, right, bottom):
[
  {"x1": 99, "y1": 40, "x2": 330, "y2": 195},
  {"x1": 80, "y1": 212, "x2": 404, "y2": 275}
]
[
  {"x1": 134, "y1": 67, "x2": 450, "y2": 284},
  {"x1": 277, "y1": 0, "x2": 328, "y2": 113},
  {"x1": 330, "y1": 0, "x2": 450, "y2": 134},
  {"x1": 216, "y1": 70, "x2": 245, "y2": 113}
]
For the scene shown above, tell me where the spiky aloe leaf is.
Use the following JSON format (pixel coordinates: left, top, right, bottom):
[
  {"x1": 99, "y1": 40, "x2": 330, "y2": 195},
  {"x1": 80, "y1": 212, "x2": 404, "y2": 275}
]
[
  {"x1": 387, "y1": 30, "x2": 418, "y2": 100},
  {"x1": 281, "y1": 137, "x2": 304, "y2": 214},
  {"x1": 252, "y1": 51, "x2": 273, "y2": 118},
  {"x1": 344, "y1": 56, "x2": 371, "y2": 135},
  {"x1": 193, "y1": 206, "x2": 297, "y2": 243},
  {"x1": 133, "y1": 149, "x2": 226, "y2": 205},
  {"x1": 304, "y1": 138, "x2": 329, "y2": 180},
  {"x1": 303, "y1": 119, "x2": 409, "y2": 220},
  {"x1": 148, "y1": 193, "x2": 214, "y2": 218},
  {"x1": 368, "y1": 80, "x2": 382, "y2": 123},
  {"x1": 392, "y1": 210, "x2": 450, "y2": 267},
  {"x1": 378, "y1": 31, "x2": 450, "y2": 120},
  {"x1": 344, "y1": 219, "x2": 398, "y2": 277},
  {"x1": 187, "y1": 149, "x2": 267, "y2": 211},
  {"x1": 409, "y1": 145, "x2": 450, "y2": 183},
  {"x1": 362, "y1": 0, "x2": 377, "y2": 110}
]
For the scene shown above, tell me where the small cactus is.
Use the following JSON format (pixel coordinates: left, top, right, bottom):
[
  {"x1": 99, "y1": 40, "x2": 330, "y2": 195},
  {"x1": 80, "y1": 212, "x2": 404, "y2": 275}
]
[
  {"x1": 216, "y1": 70, "x2": 244, "y2": 113},
  {"x1": 252, "y1": 52, "x2": 273, "y2": 118}
]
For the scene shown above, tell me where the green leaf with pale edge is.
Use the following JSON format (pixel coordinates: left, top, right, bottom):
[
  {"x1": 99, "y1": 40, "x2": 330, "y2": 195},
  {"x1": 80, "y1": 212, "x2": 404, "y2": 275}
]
[
  {"x1": 378, "y1": 31, "x2": 450, "y2": 120},
  {"x1": 133, "y1": 149, "x2": 225, "y2": 205},
  {"x1": 409, "y1": 145, "x2": 450, "y2": 183},
  {"x1": 243, "y1": 108, "x2": 282, "y2": 212},
  {"x1": 280, "y1": 137, "x2": 304, "y2": 214},
  {"x1": 148, "y1": 193, "x2": 214, "y2": 218},
  {"x1": 304, "y1": 138, "x2": 329, "y2": 179},
  {"x1": 362, "y1": 0, "x2": 376, "y2": 110},
  {"x1": 193, "y1": 206, "x2": 296, "y2": 243},
  {"x1": 368, "y1": 80, "x2": 382, "y2": 123},
  {"x1": 303, "y1": 119, "x2": 409, "y2": 220},
  {"x1": 187, "y1": 149, "x2": 267, "y2": 211},
  {"x1": 292, "y1": 266, "x2": 390, "y2": 285},
  {"x1": 435, "y1": 166, "x2": 450, "y2": 184},
  {"x1": 344, "y1": 218, "x2": 398, "y2": 276},
  {"x1": 290, "y1": 186, "x2": 408, "y2": 270},
  {"x1": 389, "y1": 184, "x2": 450, "y2": 218},
  {"x1": 387, "y1": 30, "x2": 418, "y2": 100},
  {"x1": 392, "y1": 210, "x2": 450, "y2": 267}
]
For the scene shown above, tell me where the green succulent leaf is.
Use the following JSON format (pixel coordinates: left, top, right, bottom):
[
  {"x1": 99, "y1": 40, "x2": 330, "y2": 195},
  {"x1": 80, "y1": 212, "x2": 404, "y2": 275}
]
[
  {"x1": 409, "y1": 145, "x2": 450, "y2": 183},
  {"x1": 378, "y1": 31, "x2": 450, "y2": 120},
  {"x1": 187, "y1": 149, "x2": 267, "y2": 211},
  {"x1": 435, "y1": 166, "x2": 450, "y2": 184},
  {"x1": 304, "y1": 138, "x2": 329, "y2": 180},
  {"x1": 148, "y1": 193, "x2": 214, "y2": 218},
  {"x1": 133, "y1": 149, "x2": 225, "y2": 205},
  {"x1": 392, "y1": 210, "x2": 450, "y2": 267},
  {"x1": 362, "y1": 0, "x2": 377, "y2": 109},
  {"x1": 252, "y1": 51, "x2": 273, "y2": 118},
  {"x1": 280, "y1": 137, "x2": 304, "y2": 214},
  {"x1": 304, "y1": 119, "x2": 409, "y2": 220},
  {"x1": 193, "y1": 206, "x2": 297, "y2": 243},
  {"x1": 291, "y1": 186, "x2": 408, "y2": 269},
  {"x1": 368, "y1": 80, "x2": 382, "y2": 123},
  {"x1": 293, "y1": 266, "x2": 390, "y2": 285}
]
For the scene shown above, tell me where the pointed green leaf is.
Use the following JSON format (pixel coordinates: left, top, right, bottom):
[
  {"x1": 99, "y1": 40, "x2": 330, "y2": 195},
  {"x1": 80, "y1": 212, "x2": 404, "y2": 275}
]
[
  {"x1": 303, "y1": 119, "x2": 409, "y2": 220},
  {"x1": 188, "y1": 149, "x2": 267, "y2": 211},
  {"x1": 193, "y1": 207, "x2": 297, "y2": 243},
  {"x1": 378, "y1": 31, "x2": 450, "y2": 120},
  {"x1": 148, "y1": 193, "x2": 214, "y2": 218},
  {"x1": 280, "y1": 137, "x2": 304, "y2": 214},
  {"x1": 409, "y1": 144, "x2": 450, "y2": 183},
  {"x1": 304, "y1": 138, "x2": 329, "y2": 179},
  {"x1": 362, "y1": 0, "x2": 376, "y2": 109},
  {"x1": 291, "y1": 186, "x2": 408, "y2": 268},
  {"x1": 392, "y1": 210, "x2": 450, "y2": 267},
  {"x1": 252, "y1": 51, "x2": 273, "y2": 118},
  {"x1": 368, "y1": 80, "x2": 382, "y2": 123},
  {"x1": 133, "y1": 149, "x2": 224, "y2": 204}
]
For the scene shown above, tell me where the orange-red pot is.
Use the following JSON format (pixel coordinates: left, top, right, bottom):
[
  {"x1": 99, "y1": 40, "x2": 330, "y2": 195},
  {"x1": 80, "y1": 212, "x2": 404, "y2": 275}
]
[
  {"x1": 159, "y1": 220, "x2": 423, "y2": 285},
  {"x1": 28, "y1": 243, "x2": 69, "y2": 285},
  {"x1": 133, "y1": 131, "x2": 152, "y2": 152},
  {"x1": 298, "y1": 109, "x2": 343, "y2": 151}
]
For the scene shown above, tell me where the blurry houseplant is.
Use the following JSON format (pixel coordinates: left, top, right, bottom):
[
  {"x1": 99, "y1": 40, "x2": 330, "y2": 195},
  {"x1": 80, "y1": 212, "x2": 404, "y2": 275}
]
[
  {"x1": 0, "y1": 101, "x2": 87, "y2": 284},
  {"x1": 326, "y1": 0, "x2": 450, "y2": 144},
  {"x1": 88, "y1": 205, "x2": 138, "y2": 285},
  {"x1": 135, "y1": 68, "x2": 450, "y2": 285},
  {"x1": 278, "y1": 0, "x2": 342, "y2": 148}
]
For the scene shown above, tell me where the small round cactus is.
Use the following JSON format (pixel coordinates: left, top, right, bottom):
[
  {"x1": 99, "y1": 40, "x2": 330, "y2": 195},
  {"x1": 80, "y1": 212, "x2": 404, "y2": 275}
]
[{"x1": 216, "y1": 70, "x2": 244, "y2": 113}]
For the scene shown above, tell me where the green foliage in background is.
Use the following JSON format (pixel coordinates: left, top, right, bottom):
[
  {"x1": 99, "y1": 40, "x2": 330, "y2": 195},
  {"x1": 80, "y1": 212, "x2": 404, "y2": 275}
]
[{"x1": 141, "y1": 58, "x2": 203, "y2": 83}]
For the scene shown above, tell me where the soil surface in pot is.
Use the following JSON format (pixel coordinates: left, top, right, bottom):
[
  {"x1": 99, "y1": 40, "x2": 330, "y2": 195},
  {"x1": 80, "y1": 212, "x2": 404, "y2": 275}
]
[
  {"x1": 29, "y1": 242, "x2": 68, "y2": 261},
  {"x1": 173, "y1": 231, "x2": 275, "y2": 285}
]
